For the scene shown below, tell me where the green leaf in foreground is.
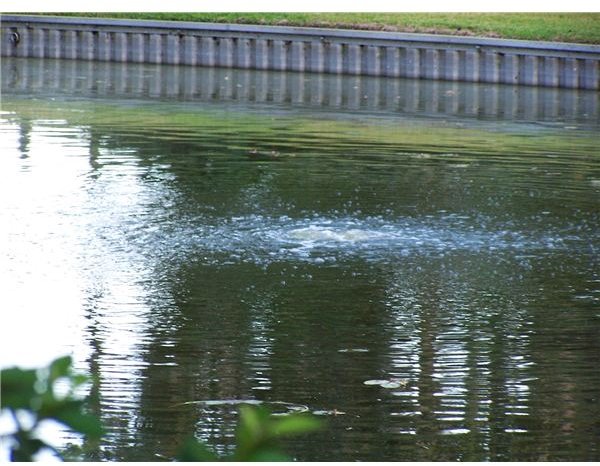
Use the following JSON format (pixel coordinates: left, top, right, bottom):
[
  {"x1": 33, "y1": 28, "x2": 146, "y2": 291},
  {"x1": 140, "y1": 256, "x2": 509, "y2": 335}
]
[
  {"x1": 176, "y1": 437, "x2": 219, "y2": 462},
  {"x1": 269, "y1": 414, "x2": 323, "y2": 437},
  {"x1": 1, "y1": 357, "x2": 103, "y2": 461},
  {"x1": 177, "y1": 404, "x2": 323, "y2": 462}
]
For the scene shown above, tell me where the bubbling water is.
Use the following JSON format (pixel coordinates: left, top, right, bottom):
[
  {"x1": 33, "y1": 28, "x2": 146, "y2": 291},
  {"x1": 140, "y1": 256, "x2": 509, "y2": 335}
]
[
  {"x1": 288, "y1": 225, "x2": 384, "y2": 243},
  {"x1": 150, "y1": 214, "x2": 575, "y2": 267}
]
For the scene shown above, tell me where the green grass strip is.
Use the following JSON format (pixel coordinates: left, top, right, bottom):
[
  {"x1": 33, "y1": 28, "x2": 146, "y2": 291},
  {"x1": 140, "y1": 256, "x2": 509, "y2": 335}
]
[{"x1": 37, "y1": 13, "x2": 600, "y2": 44}]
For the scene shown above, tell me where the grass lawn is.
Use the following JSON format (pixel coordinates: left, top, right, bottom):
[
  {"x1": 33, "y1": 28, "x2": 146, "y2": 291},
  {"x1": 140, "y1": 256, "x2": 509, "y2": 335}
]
[{"x1": 43, "y1": 12, "x2": 600, "y2": 44}]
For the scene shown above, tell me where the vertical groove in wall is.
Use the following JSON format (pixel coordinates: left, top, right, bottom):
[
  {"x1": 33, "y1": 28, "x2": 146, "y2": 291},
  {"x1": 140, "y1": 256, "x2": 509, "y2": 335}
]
[
  {"x1": 326, "y1": 42, "x2": 343, "y2": 74},
  {"x1": 163, "y1": 34, "x2": 176, "y2": 65},
  {"x1": 560, "y1": 57, "x2": 573, "y2": 88},
  {"x1": 360, "y1": 45, "x2": 369, "y2": 76},
  {"x1": 218, "y1": 37, "x2": 234, "y2": 68},
  {"x1": 365, "y1": 45, "x2": 381, "y2": 77},
  {"x1": 96, "y1": 31, "x2": 107, "y2": 62},
  {"x1": 255, "y1": 39, "x2": 268, "y2": 70},
  {"x1": 81, "y1": 31, "x2": 93, "y2": 61},
  {"x1": 186, "y1": 35, "x2": 198, "y2": 66},
  {"x1": 147, "y1": 34, "x2": 160, "y2": 64},
  {"x1": 281, "y1": 40, "x2": 290, "y2": 71},
  {"x1": 406, "y1": 48, "x2": 420, "y2": 79},
  {"x1": 31, "y1": 28, "x2": 44, "y2": 58},
  {"x1": 482, "y1": 51, "x2": 500, "y2": 83},
  {"x1": 430, "y1": 49, "x2": 442, "y2": 80},
  {"x1": 543, "y1": 56, "x2": 559, "y2": 87},
  {"x1": 521, "y1": 55, "x2": 539, "y2": 86},
  {"x1": 137, "y1": 34, "x2": 150, "y2": 63},
  {"x1": 456, "y1": 49, "x2": 466, "y2": 81},
  {"x1": 500, "y1": 54, "x2": 519, "y2": 85},
  {"x1": 398, "y1": 48, "x2": 408, "y2": 78},
  {"x1": 113, "y1": 32, "x2": 126, "y2": 62},
  {"x1": 583, "y1": 59, "x2": 599, "y2": 90},
  {"x1": 233, "y1": 38, "x2": 246, "y2": 69},
  {"x1": 129, "y1": 33, "x2": 143, "y2": 63},
  {"x1": 65, "y1": 30, "x2": 75, "y2": 60},
  {"x1": 444, "y1": 49, "x2": 459, "y2": 81},
  {"x1": 198, "y1": 37, "x2": 213, "y2": 67},
  {"x1": 214, "y1": 37, "x2": 224, "y2": 67},
  {"x1": 272, "y1": 39, "x2": 286, "y2": 71},
  {"x1": 15, "y1": 27, "x2": 28, "y2": 58},
  {"x1": 230, "y1": 37, "x2": 239, "y2": 68},
  {"x1": 310, "y1": 41, "x2": 325, "y2": 73},
  {"x1": 384, "y1": 47, "x2": 400, "y2": 77},
  {"x1": 289, "y1": 41, "x2": 304, "y2": 72},
  {"x1": 345, "y1": 43, "x2": 361, "y2": 75},
  {"x1": 1, "y1": 28, "x2": 10, "y2": 56},
  {"x1": 465, "y1": 49, "x2": 480, "y2": 82}
]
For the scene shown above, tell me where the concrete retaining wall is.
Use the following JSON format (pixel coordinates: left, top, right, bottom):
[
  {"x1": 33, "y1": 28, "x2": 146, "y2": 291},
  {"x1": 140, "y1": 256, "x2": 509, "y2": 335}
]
[{"x1": 2, "y1": 15, "x2": 599, "y2": 90}]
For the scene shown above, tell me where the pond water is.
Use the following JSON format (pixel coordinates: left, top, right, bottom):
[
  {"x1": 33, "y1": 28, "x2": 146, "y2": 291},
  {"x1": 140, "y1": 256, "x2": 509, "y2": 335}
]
[{"x1": 1, "y1": 57, "x2": 600, "y2": 461}]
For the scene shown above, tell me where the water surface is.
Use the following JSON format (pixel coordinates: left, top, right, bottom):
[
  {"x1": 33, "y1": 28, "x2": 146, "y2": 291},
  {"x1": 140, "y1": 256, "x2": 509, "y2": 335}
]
[{"x1": 1, "y1": 58, "x2": 600, "y2": 461}]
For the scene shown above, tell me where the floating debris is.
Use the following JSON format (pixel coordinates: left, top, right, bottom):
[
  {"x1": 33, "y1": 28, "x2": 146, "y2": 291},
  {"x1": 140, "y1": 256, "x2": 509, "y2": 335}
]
[
  {"x1": 364, "y1": 379, "x2": 388, "y2": 386},
  {"x1": 246, "y1": 149, "x2": 282, "y2": 160},
  {"x1": 179, "y1": 399, "x2": 309, "y2": 415},
  {"x1": 364, "y1": 379, "x2": 409, "y2": 389},
  {"x1": 338, "y1": 348, "x2": 370, "y2": 353},
  {"x1": 312, "y1": 409, "x2": 346, "y2": 416}
]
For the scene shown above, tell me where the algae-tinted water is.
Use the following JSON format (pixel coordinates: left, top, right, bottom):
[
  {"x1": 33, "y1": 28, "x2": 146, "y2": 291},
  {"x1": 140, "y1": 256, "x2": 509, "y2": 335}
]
[{"x1": 1, "y1": 58, "x2": 599, "y2": 461}]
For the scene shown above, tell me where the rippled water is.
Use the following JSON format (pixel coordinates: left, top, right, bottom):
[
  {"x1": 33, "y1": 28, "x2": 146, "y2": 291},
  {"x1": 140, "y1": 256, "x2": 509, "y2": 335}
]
[{"x1": 1, "y1": 58, "x2": 600, "y2": 461}]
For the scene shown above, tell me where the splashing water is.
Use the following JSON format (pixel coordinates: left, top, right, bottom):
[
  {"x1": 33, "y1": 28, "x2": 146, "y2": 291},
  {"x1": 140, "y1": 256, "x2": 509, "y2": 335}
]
[{"x1": 146, "y1": 214, "x2": 579, "y2": 267}]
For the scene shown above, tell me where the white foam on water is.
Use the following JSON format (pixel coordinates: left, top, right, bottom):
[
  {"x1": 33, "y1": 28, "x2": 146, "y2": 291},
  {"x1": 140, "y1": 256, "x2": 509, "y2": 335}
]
[
  {"x1": 288, "y1": 225, "x2": 386, "y2": 243},
  {"x1": 140, "y1": 213, "x2": 581, "y2": 266}
]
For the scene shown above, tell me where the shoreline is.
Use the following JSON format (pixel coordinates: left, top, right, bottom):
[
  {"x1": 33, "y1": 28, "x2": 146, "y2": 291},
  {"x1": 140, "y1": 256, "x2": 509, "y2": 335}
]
[{"x1": 2, "y1": 15, "x2": 599, "y2": 89}]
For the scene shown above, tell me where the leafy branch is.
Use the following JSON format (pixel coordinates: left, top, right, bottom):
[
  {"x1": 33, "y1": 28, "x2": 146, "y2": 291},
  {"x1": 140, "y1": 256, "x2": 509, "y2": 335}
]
[{"x1": 1, "y1": 356, "x2": 103, "y2": 461}]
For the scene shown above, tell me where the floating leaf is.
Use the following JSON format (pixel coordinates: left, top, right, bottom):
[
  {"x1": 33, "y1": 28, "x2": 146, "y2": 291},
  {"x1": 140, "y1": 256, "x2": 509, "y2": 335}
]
[
  {"x1": 364, "y1": 379, "x2": 388, "y2": 386},
  {"x1": 180, "y1": 399, "x2": 309, "y2": 415},
  {"x1": 380, "y1": 380, "x2": 405, "y2": 389},
  {"x1": 313, "y1": 409, "x2": 346, "y2": 416},
  {"x1": 364, "y1": 378, "x2": 409, "y2": 389}
]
